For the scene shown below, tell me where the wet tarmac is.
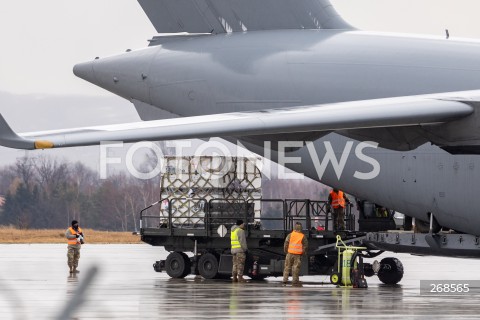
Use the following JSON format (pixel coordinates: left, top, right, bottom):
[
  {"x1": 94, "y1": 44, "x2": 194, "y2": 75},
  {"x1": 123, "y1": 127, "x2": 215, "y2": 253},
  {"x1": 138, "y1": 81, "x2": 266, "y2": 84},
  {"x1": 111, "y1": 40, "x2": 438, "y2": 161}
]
[{"x1": 1, "y1": 244, "x2": 480, "y2": 319}]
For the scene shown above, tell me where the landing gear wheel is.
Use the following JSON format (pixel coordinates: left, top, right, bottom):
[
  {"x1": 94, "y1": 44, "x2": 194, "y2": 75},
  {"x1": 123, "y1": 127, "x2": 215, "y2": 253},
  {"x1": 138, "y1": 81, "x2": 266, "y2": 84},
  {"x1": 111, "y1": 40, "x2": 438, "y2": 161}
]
[
  {"x1": 198, "y1": 253, "x2": 219, "y2": 279},
  {"x1": 377, "y1": 257, "x2": 404, "y2": 285},
  {"x1": 330, "y1": 272, "x2": 341, "y2": 285},
  {"x1": 165, "y1": 252, "x2": 191, "y2": 278}
]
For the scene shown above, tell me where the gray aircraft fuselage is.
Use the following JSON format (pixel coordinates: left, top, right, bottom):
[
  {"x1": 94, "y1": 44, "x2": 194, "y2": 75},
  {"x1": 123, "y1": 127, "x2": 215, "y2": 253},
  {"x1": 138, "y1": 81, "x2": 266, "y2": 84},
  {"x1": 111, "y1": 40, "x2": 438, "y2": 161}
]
[{"x1": 75, "y1": 30, "x2": 480, "y2": 235}]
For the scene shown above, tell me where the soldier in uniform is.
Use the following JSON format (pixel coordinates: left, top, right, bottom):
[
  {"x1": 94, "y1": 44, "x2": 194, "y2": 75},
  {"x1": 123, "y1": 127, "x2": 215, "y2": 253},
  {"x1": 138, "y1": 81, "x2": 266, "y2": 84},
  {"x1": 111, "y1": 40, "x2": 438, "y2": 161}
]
[
  {"x1": 283, "y1": 222, "x2": 308, "y2": 287},
  {"x1": 65, "y1": 220, "x2": 84, "y2": 274},
  {"x1": 328, "y1": 188, "x2": 350, "y2": 230},
  {"x1": 231, "y1": 219, "x2": 248, "y2": 282}
]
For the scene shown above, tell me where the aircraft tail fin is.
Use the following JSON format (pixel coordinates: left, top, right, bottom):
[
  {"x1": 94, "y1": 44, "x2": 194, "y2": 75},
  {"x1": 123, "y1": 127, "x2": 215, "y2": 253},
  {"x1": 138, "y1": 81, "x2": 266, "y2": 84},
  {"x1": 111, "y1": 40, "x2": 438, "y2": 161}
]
[
  {"x1": 137, "y1": 0, "x2": 352, "y2": 34},
  {"x1": 0, "y1": 114, "x2": 35, "y2": 149}
]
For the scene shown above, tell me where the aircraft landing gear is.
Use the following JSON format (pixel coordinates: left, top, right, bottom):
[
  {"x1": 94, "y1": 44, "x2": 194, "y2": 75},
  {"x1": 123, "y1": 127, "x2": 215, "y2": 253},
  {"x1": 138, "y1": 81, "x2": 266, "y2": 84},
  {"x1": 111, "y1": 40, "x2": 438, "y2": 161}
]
[{"x1": 376, "y1": 257, "x2": 404, "y2": 285}]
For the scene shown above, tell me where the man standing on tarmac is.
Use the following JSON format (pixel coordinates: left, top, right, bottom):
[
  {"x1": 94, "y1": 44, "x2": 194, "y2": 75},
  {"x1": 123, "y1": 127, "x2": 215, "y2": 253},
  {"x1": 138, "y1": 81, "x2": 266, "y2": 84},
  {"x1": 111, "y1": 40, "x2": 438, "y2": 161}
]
[
  {"x1": 231, "y1": 219, "x2": 248, "y2": 283},
  {"x1": 328, "y1": 188, "x2": 350, "y2": 231},
  {"x1": 283, "y1": 222, "x2": 308, "y2": 287},
  {"x1": 66, "y1": 220, "x2": 84, "y2": 274}
]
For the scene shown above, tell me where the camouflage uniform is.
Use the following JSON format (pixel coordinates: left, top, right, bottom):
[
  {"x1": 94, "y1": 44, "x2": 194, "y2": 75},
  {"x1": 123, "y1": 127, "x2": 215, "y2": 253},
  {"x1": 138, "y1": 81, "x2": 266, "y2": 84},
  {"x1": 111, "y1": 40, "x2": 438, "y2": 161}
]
[
  {"x1": 283, "y1": 224, "x2": 308, "y2": 285},
  {"x1": 232, "y1": 252, "x2": 246, "y2": 276},
  {"x1": 328, "y1": 189, "x2": 349, "y2": 231},
  {"x1": 231, "y1": 224, "x2": 248, "y2": 280},
  {"x1": 66, "y1": 225, "x2": 83, "y2": 272},
  {"x1": 67, "y1": 244, "x2": 81, "y2": 269},
  {"x1": 283, "y1": 253, "x2": 303, "y2": 283}
]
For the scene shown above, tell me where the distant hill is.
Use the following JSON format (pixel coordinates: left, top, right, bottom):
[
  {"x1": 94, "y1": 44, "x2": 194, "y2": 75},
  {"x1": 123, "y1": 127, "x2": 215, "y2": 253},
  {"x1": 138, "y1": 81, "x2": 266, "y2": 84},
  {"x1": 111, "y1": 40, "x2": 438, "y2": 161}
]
[{"x1": 0, "y1": 91, "x2": 139, "y2": 168}]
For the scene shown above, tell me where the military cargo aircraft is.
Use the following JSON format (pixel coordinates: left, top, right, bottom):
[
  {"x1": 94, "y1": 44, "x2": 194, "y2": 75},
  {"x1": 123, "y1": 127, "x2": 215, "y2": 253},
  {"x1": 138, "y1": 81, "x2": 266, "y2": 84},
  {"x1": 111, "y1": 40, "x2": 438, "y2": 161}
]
[{"x1": 2, "y1": 0, "x2": 480, "y2": 241}]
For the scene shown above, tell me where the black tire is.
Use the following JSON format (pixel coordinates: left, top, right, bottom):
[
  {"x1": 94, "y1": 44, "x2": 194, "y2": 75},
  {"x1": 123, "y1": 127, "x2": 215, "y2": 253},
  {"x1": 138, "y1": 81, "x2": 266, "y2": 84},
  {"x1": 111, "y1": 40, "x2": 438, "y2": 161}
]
[
  {"x1": 198, "y1": 253, "x2": 219, "y2": 279},
  {"x1": 330, "y1": 272, "x2": 341, "y2": 285},
  {"x1": 165, "y1": 252, "x2": 191, "y2": 279},
  {"x1": 363, "y1": 263, "x2": 375, "y2": 277},
  {"x1": 179, "y1": 252, "x2": 191, "y2": 278},
  {"x1": 378, "y1": 257, "x2": 404, "y2": 285}
]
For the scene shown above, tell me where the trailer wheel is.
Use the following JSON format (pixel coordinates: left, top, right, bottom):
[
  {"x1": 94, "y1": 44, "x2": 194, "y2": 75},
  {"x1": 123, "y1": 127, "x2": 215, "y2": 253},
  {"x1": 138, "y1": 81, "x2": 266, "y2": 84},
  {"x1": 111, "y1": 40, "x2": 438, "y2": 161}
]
[
  {"x1": 179, "y1": 252, "x2": 191, "y2": 277},
  {"x1": 377, "y1": 257, "x2": 403, "y2": 285},
  {"x1": 198, "y1": 253, "x2": 219, "y2": 279},
  {"x1": 165, "y1": 252, "x2": 190, "y2": 279},
  {"x1": 330, "y1": 272, "x2": 341, "y2": 285}
]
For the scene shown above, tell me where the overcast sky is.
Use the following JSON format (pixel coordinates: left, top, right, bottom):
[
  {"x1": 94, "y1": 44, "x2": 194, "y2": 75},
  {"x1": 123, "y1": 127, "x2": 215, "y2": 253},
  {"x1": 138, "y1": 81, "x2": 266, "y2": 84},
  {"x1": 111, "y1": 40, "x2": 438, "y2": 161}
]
[
  {"x1": 1, "y1": 0, "x2": 480, "y2": 168},
  {"x1": 1, "y1": 0, "x2": 480, "y2": 96}
]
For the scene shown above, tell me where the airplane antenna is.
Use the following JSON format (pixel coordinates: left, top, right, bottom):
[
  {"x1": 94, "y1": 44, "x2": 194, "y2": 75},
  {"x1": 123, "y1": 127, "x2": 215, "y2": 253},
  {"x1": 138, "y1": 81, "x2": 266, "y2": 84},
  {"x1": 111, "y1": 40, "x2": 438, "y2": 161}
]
[{"x1": 445, "y1": 29, "x2": 449, "y2": 39}]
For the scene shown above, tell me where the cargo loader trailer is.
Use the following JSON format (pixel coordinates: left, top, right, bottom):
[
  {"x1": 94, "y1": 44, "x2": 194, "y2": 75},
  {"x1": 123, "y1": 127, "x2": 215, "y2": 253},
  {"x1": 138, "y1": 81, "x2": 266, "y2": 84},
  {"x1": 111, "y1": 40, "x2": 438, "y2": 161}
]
[{"x1": 140, "y1": 197, "x2": 403, "y2": 284}]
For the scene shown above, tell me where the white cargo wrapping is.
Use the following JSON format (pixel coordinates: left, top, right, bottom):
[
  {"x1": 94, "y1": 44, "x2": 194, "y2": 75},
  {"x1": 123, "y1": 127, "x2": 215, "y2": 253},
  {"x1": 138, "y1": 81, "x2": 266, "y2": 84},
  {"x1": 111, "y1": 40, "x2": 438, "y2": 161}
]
[{"x1": 159, "y1": 156, "x2": 262, "y2": 228}]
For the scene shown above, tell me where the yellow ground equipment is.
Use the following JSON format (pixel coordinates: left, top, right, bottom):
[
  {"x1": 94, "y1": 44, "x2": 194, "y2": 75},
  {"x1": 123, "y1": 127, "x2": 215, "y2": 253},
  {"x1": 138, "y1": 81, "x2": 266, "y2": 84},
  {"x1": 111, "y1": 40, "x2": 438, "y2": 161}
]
[{"x1": 330, "y1": 235, "x2": 368, "y2": 288}]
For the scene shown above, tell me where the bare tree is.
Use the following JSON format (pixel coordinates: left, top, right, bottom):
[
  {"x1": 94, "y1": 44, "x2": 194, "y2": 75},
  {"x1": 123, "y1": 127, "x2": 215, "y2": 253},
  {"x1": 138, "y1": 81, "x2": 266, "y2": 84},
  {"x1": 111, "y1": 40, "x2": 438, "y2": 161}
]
[
  {"x1": 34, "y1": 155, "x2": 70, "y2": 196},
  {"x1": 14, "y1": 156, "x2": 36, "y2": 189}
]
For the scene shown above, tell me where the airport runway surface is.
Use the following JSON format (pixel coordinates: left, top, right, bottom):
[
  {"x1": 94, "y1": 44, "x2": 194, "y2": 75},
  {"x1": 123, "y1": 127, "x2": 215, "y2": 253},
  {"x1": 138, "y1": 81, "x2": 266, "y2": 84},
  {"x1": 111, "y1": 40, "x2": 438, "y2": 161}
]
[{"x1": 1, "y1": 244, "x2": 480, "y2": 319}]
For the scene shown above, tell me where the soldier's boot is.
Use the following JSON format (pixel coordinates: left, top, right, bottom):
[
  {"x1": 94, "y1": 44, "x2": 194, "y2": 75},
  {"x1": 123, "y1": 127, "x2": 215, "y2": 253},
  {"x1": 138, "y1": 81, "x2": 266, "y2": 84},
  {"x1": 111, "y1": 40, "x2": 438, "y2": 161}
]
[
  {"x1": 238, "y1": 275, "x2": 246, "y2": 283},
  {"x1": 232, "y1": 273, "x2": 238, "y2": 283},
  {"x1": 72, "y1": 266, "x2": 80, "y2": 274},
  {"x1": 292, "y1": 281, "x2": 303, "y2": 287}
]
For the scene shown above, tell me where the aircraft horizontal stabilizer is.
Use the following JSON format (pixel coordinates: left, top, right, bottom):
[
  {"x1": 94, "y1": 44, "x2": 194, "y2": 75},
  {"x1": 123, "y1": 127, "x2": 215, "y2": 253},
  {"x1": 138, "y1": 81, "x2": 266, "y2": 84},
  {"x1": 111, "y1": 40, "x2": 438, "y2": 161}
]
[
  {"x1": 138, "y1": 0, "x2": 352, "y2": 34},
  {"x1": 0, "y1": 114, "x2": 37, "y2": 149},
  {"x1": 1, "y1": 91, "x2": 478, "y2": 150}
]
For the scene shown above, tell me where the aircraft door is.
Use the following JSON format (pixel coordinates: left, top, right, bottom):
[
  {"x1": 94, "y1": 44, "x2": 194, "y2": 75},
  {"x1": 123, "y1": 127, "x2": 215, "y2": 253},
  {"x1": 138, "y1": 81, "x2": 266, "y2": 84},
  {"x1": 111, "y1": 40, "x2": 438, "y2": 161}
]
[{"x1": 400, "y1": 154, "x2": 422, "y2": 217}]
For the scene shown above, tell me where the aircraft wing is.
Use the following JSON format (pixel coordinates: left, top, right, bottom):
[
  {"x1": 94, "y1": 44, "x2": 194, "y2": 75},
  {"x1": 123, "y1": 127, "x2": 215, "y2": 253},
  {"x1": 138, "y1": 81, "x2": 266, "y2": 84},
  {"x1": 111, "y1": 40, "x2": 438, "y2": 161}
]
[{"x1": 1, "y1": 91, "x2": 478, "y2": 150}]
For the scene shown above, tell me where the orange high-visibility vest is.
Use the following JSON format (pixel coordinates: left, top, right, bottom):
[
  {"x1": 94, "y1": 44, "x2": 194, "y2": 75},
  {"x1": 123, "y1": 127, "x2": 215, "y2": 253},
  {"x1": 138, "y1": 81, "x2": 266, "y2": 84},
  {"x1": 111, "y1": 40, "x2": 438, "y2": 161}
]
[
  {"x1": 288, "y1": 231, "x2": 304, "y2": 255},
  {"x1": 330, "y1": 190, "x2": 345, "y2": 209},
  {"x1": 67, "y1": 227, "x2": 83, "y2": 245}
]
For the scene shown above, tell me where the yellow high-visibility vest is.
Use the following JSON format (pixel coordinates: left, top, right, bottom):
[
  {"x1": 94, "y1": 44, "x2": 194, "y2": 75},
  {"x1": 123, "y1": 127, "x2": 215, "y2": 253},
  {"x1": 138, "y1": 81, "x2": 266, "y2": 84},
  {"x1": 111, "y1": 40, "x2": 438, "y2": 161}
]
[{"x1": 231, "y1": 228, "x2": 241, "y2": 249}]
